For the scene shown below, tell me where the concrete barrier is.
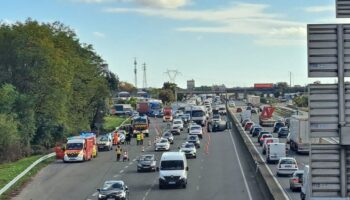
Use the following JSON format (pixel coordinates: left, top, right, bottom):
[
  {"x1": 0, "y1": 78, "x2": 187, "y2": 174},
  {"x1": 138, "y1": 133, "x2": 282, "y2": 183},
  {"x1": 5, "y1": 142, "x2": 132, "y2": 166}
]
[
  {"x1": 0, "y1": 152, "x2": 55, "y2": 196},
  {"x1": 227, "y1": 106, "x2": 290, "y2": 200}
]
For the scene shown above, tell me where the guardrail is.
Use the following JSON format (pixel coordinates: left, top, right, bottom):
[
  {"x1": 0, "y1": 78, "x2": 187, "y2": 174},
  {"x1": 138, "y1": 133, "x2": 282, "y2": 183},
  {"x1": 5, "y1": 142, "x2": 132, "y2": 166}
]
[
  {"x1": 0, "y1": 152, "x2": 56, "y2": 196},
  {"x1": 227, "y1": 106, "x2": 290, "y2": 200}
]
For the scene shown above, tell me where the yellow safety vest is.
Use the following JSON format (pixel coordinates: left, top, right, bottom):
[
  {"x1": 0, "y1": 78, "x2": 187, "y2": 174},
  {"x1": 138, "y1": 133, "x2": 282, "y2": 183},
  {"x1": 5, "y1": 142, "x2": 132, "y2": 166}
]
[{"x1": 137, "y1": 134, "x2": 141, "y2": 140}]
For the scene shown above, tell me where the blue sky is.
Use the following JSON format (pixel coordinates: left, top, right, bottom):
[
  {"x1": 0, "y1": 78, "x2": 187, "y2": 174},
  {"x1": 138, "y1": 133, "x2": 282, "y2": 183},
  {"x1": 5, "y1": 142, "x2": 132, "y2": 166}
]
[{"x1": 0, "y1": 0, "x2": 346, "y2": 88}]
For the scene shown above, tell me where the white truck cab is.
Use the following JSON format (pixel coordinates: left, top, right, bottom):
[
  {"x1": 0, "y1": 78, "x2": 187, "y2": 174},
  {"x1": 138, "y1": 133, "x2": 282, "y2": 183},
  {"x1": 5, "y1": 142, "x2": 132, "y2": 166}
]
[{"x1": 157, "y1": 152, "x2": 188, "y2": 189}]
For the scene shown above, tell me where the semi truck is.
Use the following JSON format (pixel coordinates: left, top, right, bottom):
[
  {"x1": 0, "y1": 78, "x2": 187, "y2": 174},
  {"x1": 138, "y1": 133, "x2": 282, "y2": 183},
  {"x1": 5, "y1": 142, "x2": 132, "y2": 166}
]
[
  {"x1": 137, "y1": 102, "x2": 150, "y2": 115},
  {"x1": 259, "y1": 105, "x2": 276, "y2": 127},
  {"x1": 63, "y1": 132, "x2": 97, "y2": 162},
  {"x1": 289, "y1": 115, "x2": 319, "y2": 154},
  {"x1": 110, "y1": 104, "x2": 132, "y2": 115},
  {"x1": 247, "y1": 95, "x2": 260, "y2": 107}
]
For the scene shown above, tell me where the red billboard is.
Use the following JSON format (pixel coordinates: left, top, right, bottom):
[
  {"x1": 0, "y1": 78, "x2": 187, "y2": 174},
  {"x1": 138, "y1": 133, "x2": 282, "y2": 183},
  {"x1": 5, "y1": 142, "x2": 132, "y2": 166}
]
[{"x1": 254, "y1": 83, "x2": 274, "y2": 89}]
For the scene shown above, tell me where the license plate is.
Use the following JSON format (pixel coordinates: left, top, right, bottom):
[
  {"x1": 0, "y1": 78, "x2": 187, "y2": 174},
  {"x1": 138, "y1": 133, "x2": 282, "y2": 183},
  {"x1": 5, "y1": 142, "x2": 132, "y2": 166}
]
[
  {"x1": 107, "y1": 198, "x2": 114, "y2": 200},
  {"x1": 282, "y1": 164, "x2": 292, "y2": 168},
  {"x1": 168, "y1": 181, "x2": 176, "y2": 184}
]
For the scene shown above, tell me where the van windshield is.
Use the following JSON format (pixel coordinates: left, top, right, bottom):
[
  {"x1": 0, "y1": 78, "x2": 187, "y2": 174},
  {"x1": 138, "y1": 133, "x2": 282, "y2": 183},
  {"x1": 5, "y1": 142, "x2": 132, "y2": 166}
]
[
  {"x1": 160, "y1": 160, "x2": 184, "y2": 170},
  {"x1": 192, "y1": 110, "x2": 204, "y2": 117},
  {"x1": 66, "y1": 143, "x2": 83, "y2": 150}
]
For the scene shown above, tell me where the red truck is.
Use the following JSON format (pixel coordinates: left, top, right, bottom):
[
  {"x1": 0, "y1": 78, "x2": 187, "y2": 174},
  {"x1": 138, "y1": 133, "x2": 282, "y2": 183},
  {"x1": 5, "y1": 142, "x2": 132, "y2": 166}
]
[
  {"x1": 163, "y1": 107, "x2": 173, "y2": 122},
  {"x1": 259, "y1": 106, "x2": 276, "y2": 127},
  {"x1": 137, "y1": 102, "x2": 150, "y2": 115},
  {"x1": 62, "y1": 133, "x2": 97, "y2": 162}
]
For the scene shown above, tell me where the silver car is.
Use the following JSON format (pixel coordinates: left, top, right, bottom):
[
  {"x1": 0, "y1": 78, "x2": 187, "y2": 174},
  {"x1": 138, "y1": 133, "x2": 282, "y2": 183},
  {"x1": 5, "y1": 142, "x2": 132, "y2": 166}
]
[
  {"x1": 137, "y1": 154, "x2": 157, "y2": 172},
  {"x1": 289, "y1": 170, "x2": 303, "y2": 192}
]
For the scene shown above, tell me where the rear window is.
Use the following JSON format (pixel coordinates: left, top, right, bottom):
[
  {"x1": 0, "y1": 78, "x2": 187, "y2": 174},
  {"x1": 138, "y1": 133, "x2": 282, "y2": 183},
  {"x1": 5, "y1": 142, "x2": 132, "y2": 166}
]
[{"x1": 280, "y1": 159, "x2": 296, "y2": 165}]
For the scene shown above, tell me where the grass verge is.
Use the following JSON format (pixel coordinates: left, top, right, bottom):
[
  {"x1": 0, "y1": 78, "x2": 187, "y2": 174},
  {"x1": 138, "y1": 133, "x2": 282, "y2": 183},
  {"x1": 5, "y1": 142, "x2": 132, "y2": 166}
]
[
  {"x1": 0, "y1": 156, "x2": 55, "y2": 200},
  {"x1": 103, "y1": 116, "x2": 131, "y2": 132}
]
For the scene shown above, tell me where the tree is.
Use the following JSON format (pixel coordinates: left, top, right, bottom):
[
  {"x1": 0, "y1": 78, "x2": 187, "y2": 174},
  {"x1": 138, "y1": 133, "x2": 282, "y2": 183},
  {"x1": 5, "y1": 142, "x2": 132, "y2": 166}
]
[
  {"x1": 105, "y1": 71, "x2": 119, "y2": 92},
  {"x1": 119, "y1": 82, "x2": 136, "y2": 93},
  {"x1": 276, "y1": 82, "x2": 288, "y2": 96},
  {"x1": 159, "y1": 89, "x2": 175, "y2": 104},
  {"x1": 293, "y1": 96, "x2": 308, "y2": 107}
]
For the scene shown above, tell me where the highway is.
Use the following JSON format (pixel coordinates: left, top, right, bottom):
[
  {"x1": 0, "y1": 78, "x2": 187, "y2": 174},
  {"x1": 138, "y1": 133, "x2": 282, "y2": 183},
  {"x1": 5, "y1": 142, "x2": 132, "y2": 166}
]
[
  {"x1": 231, "y1": 101, "x2": 308, "y2": 200},
  {"x1": 14, "y1": 116, "x2": 266, "y2": 200}
]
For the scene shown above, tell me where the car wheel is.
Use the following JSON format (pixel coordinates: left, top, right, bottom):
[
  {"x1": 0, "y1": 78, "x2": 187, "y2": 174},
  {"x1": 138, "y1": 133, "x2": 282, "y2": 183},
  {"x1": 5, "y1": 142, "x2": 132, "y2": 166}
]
[
  {"x1": 194, "y1": 155, "x2": 197, "y2": 158},
  {"x1": 276, "y1": 172, "x2": 280, "y2": 177},
  {"x1": 182, "y1": 183, "x2": 187, "y2": 189},
  {"x1": 159, "y1": 184, "x2": 163, "y2": 189}
]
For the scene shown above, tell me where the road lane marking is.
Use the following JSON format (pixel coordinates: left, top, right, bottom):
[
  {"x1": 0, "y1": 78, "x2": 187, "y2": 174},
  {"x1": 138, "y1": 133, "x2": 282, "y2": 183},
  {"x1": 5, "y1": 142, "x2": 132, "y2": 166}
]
[
  {"x1": 132, "y1": 158, "x2": 137, "y2": 162},
  {"x1": 113, "y1": 174, "x2": 120, "y2": 178},
  {"x1": 196, "y1": 186, "x2": 200, "y2": 191},
  {"x1": 120, "y1": 170, "x2": 124, "y2": 173},
  {"x1": 92, "y1": 192, "x2": 98, "y2": 196},
  {"x1": 228, "y1": 129, "x2": 253, "y2": 200},
  {"x1": 142, "y1": 178, "x2": 157, "y2": 200},
  {"x1": 198, "y1": 175, "x2": 201, "y2": 179},
  {"x1": 124, "y1": 166, "x2": 129, "y2": 169},
  {"x1": 232, "y1": 112, "x2": 291, "y2": 200}
]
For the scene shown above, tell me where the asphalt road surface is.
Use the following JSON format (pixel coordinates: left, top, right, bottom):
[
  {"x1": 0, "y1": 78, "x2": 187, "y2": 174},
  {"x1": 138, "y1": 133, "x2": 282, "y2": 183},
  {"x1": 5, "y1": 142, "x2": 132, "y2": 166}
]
[
  {"x1": 14, "y1": 116, "x2": 265, "y2": 200},
  {"x1": 232, "y1": 101, "x2": 308, "y2": 200}
]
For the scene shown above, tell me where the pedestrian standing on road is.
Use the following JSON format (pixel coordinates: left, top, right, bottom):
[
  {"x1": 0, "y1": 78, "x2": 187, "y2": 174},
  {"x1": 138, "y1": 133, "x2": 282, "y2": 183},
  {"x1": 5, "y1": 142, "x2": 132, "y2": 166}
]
[
  {"x1": 115, "y1": 145, "x2": 122, "y2": 161},
  {"x1": 125, "y1": 133, "x2": 131, "y2": 145}
]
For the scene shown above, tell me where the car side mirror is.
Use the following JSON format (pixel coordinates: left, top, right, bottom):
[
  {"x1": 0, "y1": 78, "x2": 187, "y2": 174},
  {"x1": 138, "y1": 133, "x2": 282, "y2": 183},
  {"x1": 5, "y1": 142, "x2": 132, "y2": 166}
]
[
  {"x1": 186, "y1": 166, "x2": 189, "y2": 171},
  {"x1": 125, "y1": 186, "x2": 129, "y2": 191},
  {"x1": 156, "y1": 167, "x2": 160, "y2": 171},
  {"x1": 97, "y1": 188, "x2": 101, "y2": 192}
]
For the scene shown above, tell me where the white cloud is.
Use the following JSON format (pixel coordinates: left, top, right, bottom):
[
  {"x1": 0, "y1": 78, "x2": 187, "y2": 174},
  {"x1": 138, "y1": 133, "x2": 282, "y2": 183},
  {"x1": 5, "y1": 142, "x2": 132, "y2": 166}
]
[
  {"x1": 104, "y1": 3, "x2": 307, "y2": 46},
  {"x1": 304, "y1": 5, "x2": 334, "y2": 13},
  {"x1": 74, "y1": 0, "x2": 190, "y2": 8},
  {"x1": 93, "y1": 31, "x2": 106, "y2": 37}
]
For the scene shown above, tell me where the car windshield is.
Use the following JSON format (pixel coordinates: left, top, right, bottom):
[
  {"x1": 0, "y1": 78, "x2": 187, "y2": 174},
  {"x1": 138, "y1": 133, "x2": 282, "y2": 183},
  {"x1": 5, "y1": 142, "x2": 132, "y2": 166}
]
[
  {"x1": 254, "y1": 128, "x2": 262, "y2": 132},
  {"x1": 102, "y1": 182, "x2": 123, "y2": 191},
  {"x1": 66, "y1": 143, "x2": 83, "y2": 150},
  {"x1": 192, "y1": 110, "x2": 205, "y2": 117},
  {"x1": 163, "y1": 133, "x2": 170, "y2": 137},
  {"x1": 219, "y1": 108, "x2": 225, "y2": 110},
  {"x1": 160, "y1": 139, "x2": 168, "y2": 143},
  {"x1": 276, "y1": 122, "x2": 284, "y2": 127},
  {"x1": 160, "y1": 160, "x2": 184, "y2": 170},
  {"x1": 100, "y1": 137, "x2": 109, "y2": 141},
  {"x1": 280, "y1": 159, "x2": 296, "y2": 165},
  {"x1": 174, "y1": 121, "x2": 181, "y2": 124},
  {"x1": 188, "y1": 136, "x2": 197, "y2": 140},
  {"x1": 140, "y1": 155, "x2": 153, "y2": 161},
  {"x1": 184, "y1": 143, "x2": 195, "y2": 148},
  {"x1": 191, "y1": 126, "x2": 201, "y2": 131}
]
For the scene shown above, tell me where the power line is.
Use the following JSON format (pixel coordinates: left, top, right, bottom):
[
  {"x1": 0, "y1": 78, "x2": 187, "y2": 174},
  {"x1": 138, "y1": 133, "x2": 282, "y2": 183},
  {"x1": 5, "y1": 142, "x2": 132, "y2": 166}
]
[
  {"x1": 143, "y1": 63, "x2": 147, "y2": 89},
  {"x1": 164, "y1": 69, "x2": 182, "y2": 83},
  {"x1": 134, "y1": 58, "x2": 137, "y2": 89}
]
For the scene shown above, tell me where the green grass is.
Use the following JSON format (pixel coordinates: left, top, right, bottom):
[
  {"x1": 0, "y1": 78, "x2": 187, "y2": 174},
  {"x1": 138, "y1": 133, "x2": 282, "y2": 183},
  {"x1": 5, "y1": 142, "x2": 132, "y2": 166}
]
[
  {"x1": 103, "y1": 116, "x2": 131, "y2": 132},
  {"x1": 0, "y1": 156, "x2": 55, "y2": 200}
]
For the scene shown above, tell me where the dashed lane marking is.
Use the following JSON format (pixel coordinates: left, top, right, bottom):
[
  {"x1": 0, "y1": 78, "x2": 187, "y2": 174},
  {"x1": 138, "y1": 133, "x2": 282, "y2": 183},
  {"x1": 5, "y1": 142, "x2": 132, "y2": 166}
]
[
  {"x1": 120, "y1": 170, "x2": 124, "y2": 173},
  {"x1": 92, "y1": 192, "x2": 98, "y2": 196},
  {"x1": 196, "y1": 186, "x2": 200, "y2": 191}
]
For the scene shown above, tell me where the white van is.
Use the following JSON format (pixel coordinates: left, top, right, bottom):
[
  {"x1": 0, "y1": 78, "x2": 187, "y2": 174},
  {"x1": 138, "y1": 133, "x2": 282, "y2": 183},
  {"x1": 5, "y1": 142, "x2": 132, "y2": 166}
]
[
  {"x1": 266, "y1": 143, "x2": 286, "y2": 164},
  {"x1": 157, "y1": 152, "x2": 188, "y2": 189}
]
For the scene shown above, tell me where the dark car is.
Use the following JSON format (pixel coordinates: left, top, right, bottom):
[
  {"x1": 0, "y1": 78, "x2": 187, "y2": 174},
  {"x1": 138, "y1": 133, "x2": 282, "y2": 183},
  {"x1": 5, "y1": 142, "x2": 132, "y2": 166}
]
[
  {"x1": 137, "y1": 154, "x2": 157, "y2": 172},
  {"x1": 210, "y1": 119, "x2": 227, "y2": 132},
  {"x1": 257, "y1": 131, "x2": 272, "y2": 142},
  {"x1": 273, "y1": 121, "x2": 285, "y2": 133},
  {"x1": 251, "y1": 127, "x2": 263, "y2": 137},
  {"x1": 249, "y1": 125, "x2": 260, "y2": 134},
  {"x1": 97, "y1": 180, "x2": 129, "y2": 200},
  {"x1": 278, "y1": 127, "x2": 289, "y2": 138}
]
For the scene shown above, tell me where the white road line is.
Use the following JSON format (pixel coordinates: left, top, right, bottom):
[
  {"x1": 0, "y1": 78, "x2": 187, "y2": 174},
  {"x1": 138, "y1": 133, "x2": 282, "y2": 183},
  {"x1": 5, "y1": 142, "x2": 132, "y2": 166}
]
[
  {"x1": 113, "y1": 174, "x2": 120, "y2": 178},
  {"x1": 124, "y1": 165, "x2": 129, "y2": 169},
  {"x1": 198, "y1": 175, "x2": 201, "y2": 179},
  {"x1": 196, "y1": 186, "x2": 200, "y2": 191},
  {"x1": 120, "y1": 170, "x2": 124, "y2": 173},
  {"x1": 92, "y1": 192, "x2": 98, "y2": 196},
  {"x1": 129, "y1": 162, "x2": 133, "y2": 166},
  {"x1": 132, "y1": 158, "x2": 137, "y2": 162},
  {"x1": 228, "y1": 129, "x2": 253, "y2": 200},
  {"x1": 142, "y1": 178, "x2": 157, "y2": 200},
  {"x1": 231, "y1": 112, "x2": 291, "y2": 200}
]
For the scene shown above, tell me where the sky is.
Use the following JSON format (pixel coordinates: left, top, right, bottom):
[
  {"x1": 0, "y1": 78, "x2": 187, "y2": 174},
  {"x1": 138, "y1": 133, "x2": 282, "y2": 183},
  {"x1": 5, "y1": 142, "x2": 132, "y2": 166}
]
[{"x1": 0, "y1": 0, "x2": 348, "y2": 88}]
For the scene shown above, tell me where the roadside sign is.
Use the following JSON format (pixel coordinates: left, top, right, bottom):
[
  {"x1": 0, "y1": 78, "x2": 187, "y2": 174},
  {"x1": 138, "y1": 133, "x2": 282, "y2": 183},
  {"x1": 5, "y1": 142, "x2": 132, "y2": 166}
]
[
  {"x1": 307, "y1": 24, "x2": 350, "y2": 77},
  {"x1": 337, "y1": 0, "x2": 350, "y2": 18}
]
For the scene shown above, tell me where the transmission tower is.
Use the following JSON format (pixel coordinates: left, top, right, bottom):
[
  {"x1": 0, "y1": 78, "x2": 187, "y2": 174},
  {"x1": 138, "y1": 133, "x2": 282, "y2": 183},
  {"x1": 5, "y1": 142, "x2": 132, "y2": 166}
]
[
  {"x1": 164, "y1": 69, "x2": 181, "y2": 83},
  {"x1": 142, "y1": 63, "x2": 147, "y2": 89},
  {"x1": 134, "y1": 58, "x2": 137, "y2": 89}
]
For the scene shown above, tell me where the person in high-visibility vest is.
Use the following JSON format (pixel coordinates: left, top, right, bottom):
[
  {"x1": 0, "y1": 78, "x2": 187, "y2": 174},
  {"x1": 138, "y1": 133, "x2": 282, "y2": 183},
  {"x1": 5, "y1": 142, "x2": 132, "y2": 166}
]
[
  {"x1": 115, "y1": 145, "x2": 122, "y2": 161},
  {"x1": 136, "y1": 133, "x2": 141, "y2": 146},
  {"x1": 140, "y1": 132, "x2": 144, "y2": 145}
]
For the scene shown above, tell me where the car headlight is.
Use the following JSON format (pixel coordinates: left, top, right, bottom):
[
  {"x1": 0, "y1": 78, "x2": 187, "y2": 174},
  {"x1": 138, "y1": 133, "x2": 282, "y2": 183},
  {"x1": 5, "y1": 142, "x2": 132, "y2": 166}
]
[
  {"x1": 98, "y1": 194, "x2": 106, "y2": 198},
  {"x1": 137, "y1": 164, "x2": 142, "y2": 167},
  {"x1": 159, "y1": 176, "x2": 165, "y2": 180}
]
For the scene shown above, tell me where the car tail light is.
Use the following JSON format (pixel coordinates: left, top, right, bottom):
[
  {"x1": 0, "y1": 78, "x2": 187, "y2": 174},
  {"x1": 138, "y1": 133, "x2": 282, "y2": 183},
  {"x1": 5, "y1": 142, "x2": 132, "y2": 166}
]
[{"x1": 292, "y1": 178, "x2": 299, "y2": 183}]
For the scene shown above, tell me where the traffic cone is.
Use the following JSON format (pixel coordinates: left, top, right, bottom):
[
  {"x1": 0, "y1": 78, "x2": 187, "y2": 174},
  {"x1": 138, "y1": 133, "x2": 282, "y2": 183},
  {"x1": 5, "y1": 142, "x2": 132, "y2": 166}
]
[{"x1": 142, "y1": 146, "x2": 145, "y2": 152}]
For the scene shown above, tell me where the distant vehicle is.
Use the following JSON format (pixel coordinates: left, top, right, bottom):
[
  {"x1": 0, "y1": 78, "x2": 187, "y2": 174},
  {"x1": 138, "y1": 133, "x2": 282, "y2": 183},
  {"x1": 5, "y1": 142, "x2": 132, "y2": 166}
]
[
  {"x1": 170, "y1": 126, "x2": 181, "y2": 135},
  {"x1": 211, "y1": 118, "x2": 227, "y2": 132},
  {"x1": 289, "y1": 115, "x2": 319, "y2": 154},
  {"x1": 244, "y1": 121, "x2": 254, "y2": 131},
  {"x1": 228, "y1": 101, "x2": 236, "y2": 107},
  {"x1": 259, "y1": 105, "x2": 276, "y2": 127},
  {"x1": 266, "y1": 143, "x2": 286, "y2": 164},
  {"x1": 97, "y1": 180, "x2": 129, "y2": 200},
  {"x1": 211, "y1": 114, "x2": 221, "y2": 122},
  {"x1": 172, "y1": 119, "x2": 184, "y2": 131},
  {"x1": 289, "y1": 170, "x2": 304, "y2": 192},
  {"x1": 276, "y1": 157, "x2": 298, "y2": 177},
  {"x1": 155, "y1": 138, "x2": 170, "y2": 151},
  {"x1": 277, "y1": 127, "x2": 289, "y2": 138},
  {"x1": 137, "y1": 154, "x2": 157, "y2": 172},
  {"x1": 246, "y1": 106, "x2": 252, "y2": 110},
  {"x1": 262, "y1": 138, "x2": 279, "y2": 155},
  {"x1": 163, "y1": 107, "x2": 173, "y2": 122},
  {"x1": 118, "y1": 91, "x2": 131, "y2": 100},
  {"x1": 157, "y1": 152, "x2": 188, "y2": 189},
  {"x1": 137, "y1": 102, "x2": 150, "y2": 115},
  {"x1": 162, "y1": 132, "x2": 174, "y2": 144},
  {"x1": 179, "y1": 114, "x2": 190, "y2": 124},
  {"x1": 110, "y1": 104, "x2": 133, "y2": 116},
  {"x1": 241, "y1": 119, "x2": 250, "y2": 127},
  {"x1": 189, "y1": 106, "x2": 207, "y2": 126},
  {"x1": 218, "y1": 107, "x2": 226, "y2": 115},
  {"x1": 137, "y1": 91, "x2": 149, "y2": 98},
  {"x1": 273, "y1": 121, "x2": 285, "y2": 133},
  {"x1": 251, "y1": 127, "x2": 262, "y2": 137},
  {"x1": 249, "y1": 125, "x2": 260, "y2": 134},
  {"x1": 189, "y1": 124, "x2": 203, "y2": 139},
  {"x1": 186, "y1": 135, "x2": 200, "y2": 148},
  {"x1": 97, "y1": 135, "x2": 113, "y2": 151},
  {"x1": 132, "y1": 115, "x2": 150, "y2": 137},
  {"x1": 258, "y1": 133, "x2": 273, "y2": 146},
  {"x1": 179, "y1": 142, "x2": 197, "y2": 158},
  {"x1": 251, "y1": 109, "x2": 257, "y2": 114}
]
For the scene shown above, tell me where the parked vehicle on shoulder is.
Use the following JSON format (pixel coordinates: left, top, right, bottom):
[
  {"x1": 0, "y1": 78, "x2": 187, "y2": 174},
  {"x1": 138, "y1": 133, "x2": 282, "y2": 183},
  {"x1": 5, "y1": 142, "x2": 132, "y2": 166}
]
[
  {"x1": 276, "y1": 157, "x2": 298, "y2": 177},
  {"x1": 97, "y1": 180, "x2": 129, "y2": 200}
]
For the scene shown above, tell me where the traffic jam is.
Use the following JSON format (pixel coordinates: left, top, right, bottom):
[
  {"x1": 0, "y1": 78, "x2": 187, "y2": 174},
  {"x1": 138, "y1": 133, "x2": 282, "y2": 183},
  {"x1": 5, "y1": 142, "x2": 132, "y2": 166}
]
[{"x1": 54, "y1": 95, "x2": 228, "y2": 200}]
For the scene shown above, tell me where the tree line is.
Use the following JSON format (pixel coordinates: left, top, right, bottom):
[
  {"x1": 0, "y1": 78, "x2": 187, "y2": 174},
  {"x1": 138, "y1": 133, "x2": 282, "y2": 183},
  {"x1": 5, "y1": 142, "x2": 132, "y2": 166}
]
[{"x1": 0, "y1": 19, "x2": 118, "y2": 162}]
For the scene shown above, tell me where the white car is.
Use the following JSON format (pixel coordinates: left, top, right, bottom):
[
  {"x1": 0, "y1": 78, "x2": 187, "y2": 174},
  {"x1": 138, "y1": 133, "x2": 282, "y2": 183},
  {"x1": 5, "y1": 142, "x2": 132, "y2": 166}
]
[
  {"x1": 179, "y1": 142, "x2": 197, "y2": 158},
  {"x1": 276, "y1": 157, "x2": 298, "y2": 177},
  {"x1": 172, "y1": 119, "x2": 184, "y2": 131},
  {"x1": 155, "y1": 138, "x2": 170, "y2": 151},
  {"x1": 189, "y1": 124, "x2": 203, "y2": 139},
  {"x1": 228, "y1": 101, "x2": 235, "y2": 107}
]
